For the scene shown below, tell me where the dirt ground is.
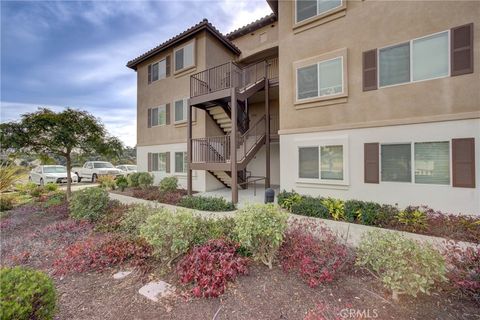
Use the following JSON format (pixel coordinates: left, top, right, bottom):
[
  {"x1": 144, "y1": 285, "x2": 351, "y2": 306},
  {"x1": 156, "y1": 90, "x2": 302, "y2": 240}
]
[{"x1": 1, "y1": 203, "x2": 479, "y2": 320}]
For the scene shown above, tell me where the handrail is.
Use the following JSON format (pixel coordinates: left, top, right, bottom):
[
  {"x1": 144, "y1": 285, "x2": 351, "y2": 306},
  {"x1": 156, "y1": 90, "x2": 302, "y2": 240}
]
[
  {"x1": 237, "y1": 114, "x2": 266, "y2": 161},
  {"x1": 190, "y1": 60, "x2": 267, "y2": 98}
]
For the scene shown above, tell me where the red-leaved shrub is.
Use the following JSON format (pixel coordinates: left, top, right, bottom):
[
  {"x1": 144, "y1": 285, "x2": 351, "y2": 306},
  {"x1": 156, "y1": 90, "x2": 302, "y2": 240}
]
[
  {"x1": 279, "y1": 220, "x2": 352, "y2": 288},
  {"x1": 176, "y1": 239, "x2": 248, "y2": 298},
  {"x1": 443, "y1": 241, "x2": 480, "y2": 302},
  {"x1": 53, "y1": 235, "x2": 152, "y2": 275}
]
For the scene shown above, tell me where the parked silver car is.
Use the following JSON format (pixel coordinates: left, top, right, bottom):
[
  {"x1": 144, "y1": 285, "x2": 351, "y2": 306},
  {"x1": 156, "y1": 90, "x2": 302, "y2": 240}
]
[
  {"x1": 29, "y1": 165, "x2": 78, "y2": 185},
  {"x1": 116, "y1": 165, "x2": 137, "y2": 176}
]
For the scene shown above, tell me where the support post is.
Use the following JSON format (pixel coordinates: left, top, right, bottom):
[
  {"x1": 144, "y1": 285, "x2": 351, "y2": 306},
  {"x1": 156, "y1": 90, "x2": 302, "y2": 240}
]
[
  {"x1": 187, "y1": 101, "x2": 193, "y2": 195},
  {"x1": 265, "y1": 73, "x2": 271, "y2": 188},
  {"x1": 230, "y1": 89, "x2": 238, "y2": 204}
]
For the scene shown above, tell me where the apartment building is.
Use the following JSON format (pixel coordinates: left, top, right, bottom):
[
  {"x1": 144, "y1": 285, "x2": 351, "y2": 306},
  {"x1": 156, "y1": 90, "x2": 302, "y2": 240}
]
[{"x1": 127, "y1": 0, "x2": 479, "y2": 214}]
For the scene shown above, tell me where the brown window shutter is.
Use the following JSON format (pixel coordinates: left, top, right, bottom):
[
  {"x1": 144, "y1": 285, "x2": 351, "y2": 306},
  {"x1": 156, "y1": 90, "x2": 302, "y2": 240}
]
[
  {"x1": 364, "y1": 143, "x2": 379, "y2": 183},
  {"x1": 148, "y1": 64, "x2": 152, "y2": 84},
  {"x1": 165, "y1": 152, "x2": 170, "y2": 173},
  {"x1": 451, "y1": 23, "x2": 474, "y2": 76},
  {"x1": 452, "y1": 138, "x2": 475, "y2": 188},
  {"x1": 362, "y1": 49, "x2": 378, "y2": 91},
  {"x1": 166, "y1": 55, "x2": 171, "y2": 77},
  {"x1": 147, "y1": 153, "x2": 152, "y2": 172},
  {"x1": 147, "y1": 108, "x2": 152, "y2": 128},
  {"x1": 165, "y1": 103, "x2": 171, "y2": 125}
]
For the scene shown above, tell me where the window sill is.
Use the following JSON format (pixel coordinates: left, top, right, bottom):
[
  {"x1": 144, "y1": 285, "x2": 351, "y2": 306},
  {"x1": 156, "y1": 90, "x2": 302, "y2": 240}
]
[
  {"x1": 150, "y1": 124, "x2": 167, "y2": 128},
  {"x1": 293, "y1": 6, "x2": 346, "y2": 35},
  {"x1": 174, "y1": 65, "x2": 196, "y2": 78},
  {"x1": 295, "y1": 96, "x2": 347, "y2": 110},
  {"x1": 296, "y1": 179, "x2": 349, "y2": 189}
]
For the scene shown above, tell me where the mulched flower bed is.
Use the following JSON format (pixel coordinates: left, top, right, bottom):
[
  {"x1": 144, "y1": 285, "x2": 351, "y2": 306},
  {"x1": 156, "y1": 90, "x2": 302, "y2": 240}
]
[
  {"x1": 1, "y1": 201, "x2": 479, "y2": 320},
  {"x1": 112, "y1": 187, "x2": 188, "y2": 205}
]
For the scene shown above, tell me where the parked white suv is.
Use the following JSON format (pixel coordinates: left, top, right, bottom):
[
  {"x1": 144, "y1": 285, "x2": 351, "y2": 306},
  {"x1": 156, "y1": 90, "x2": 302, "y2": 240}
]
[
  {"x1": 29, "y1": 165, "x2": 78, "y2": 185},
  {"x1": 72, "y1": 161, "x2": 124, "y2": 183}
]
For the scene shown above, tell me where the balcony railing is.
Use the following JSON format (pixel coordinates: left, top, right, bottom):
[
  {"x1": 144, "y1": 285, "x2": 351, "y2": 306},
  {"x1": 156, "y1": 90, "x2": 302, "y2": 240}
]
[
  {"x1": 190, "y1": 60, "x2": 268, "y2": 98},
  {"x1": 191, "y1": 135, "x2": 231, "y2": 163},
  {"x1": 266, "y1": 57, "x2": 278, "y2": 81}
]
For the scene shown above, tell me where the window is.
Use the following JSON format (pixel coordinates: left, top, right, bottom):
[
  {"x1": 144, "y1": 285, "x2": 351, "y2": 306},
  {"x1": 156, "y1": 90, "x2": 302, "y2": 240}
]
[
  {"x1": 299, "y1": 147, "x2": 319, "y2": 179},
  {"x1": 150, "y1": 59, "x2": 166, "y2": 82},
  {"x1": 174, "y1": 98, "x2": 188, "y2": 123},
  {"x1": 298, "y1": 143, "x2": 346, "y2": 183},
  {"x1": 151, "y1": 105, "x2": 166, "y2": 127},
  {"x1": 297, "y1": 56, "x2": 343, "y2": 101},
  {"x1": 320, "y1": 145, "x2": 343, "y2": 180},
  {"x1": 175, "y1": 152, "x2": 187, "y2": 173},
  {"x1": 158, "y1": 153, "x2": 167, "y2": 172},
  {"x1": 379, "y1": 43, "x2": 410, "y2": 87},
  {"x1": 414, "y1": 142, "x2": 450, "y2": 185},
  {"x1": 174, "y1": 42, "x2": 194, "y2": 72},
  {"x1": 381, "y1": 144, "x2": 411, "y2": 182},
  {"x1": 378, "y1": 31, "x2": 449, "y2": 87},
  {"x1": 296, "y1": 0, "x2": 343, "y2": 23},
  {"x1": 412, "y1": 32, "x2": 449, "y2": 81}
]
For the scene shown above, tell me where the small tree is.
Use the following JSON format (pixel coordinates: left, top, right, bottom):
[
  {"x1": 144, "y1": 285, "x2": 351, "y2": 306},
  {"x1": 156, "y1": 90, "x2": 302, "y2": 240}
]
[{"x1": 0, "y1": 108, "x2": 123, "y2": 198}]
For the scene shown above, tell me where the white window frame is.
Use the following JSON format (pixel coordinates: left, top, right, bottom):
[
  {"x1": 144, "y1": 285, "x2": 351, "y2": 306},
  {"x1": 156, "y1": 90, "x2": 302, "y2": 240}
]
[
  {"x1": 158, "y1": 153, "x2": 167, "y2": 172},
  {"x1": 149, "y1": 58, "x2": 167, "y2": 83},
  {"x1": 174, "y1": 151, "x2": 188, "y2": 174},
  {"x1": 296, "y1": 136, "x2": 348, "y2": 186},
  {"x1": 174, "y1": 41, "x2": 195, "y2": 73},
  {"x1": 174, "y1": 98, "x2": 188, "y2": 124},
  {"x1": 379, "y1": 140, "x2": 452, "y2": 186},
  {"x1": 295, "y1": 0, "x2": 344, "y2": 24},
  {"x1": 296, "y1": 56, "x2": 344, "y2": 102},
  {"x1": 378, "y1": 30, "x2": 451, "y2": 89}
]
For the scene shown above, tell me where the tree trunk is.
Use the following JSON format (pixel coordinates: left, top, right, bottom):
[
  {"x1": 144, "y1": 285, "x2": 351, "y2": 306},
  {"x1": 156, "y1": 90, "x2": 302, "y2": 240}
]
[{"x1": 66, "y1": 154, "x2": 72, "y2": 200}]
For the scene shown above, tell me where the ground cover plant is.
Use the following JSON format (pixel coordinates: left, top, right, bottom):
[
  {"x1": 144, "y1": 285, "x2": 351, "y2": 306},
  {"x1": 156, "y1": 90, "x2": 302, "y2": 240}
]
[
  {"x1": 176, "y1": 239, "x2": 248, "y2": 298},
  {"x1": 0, "y1": 267, "x2": 56, "y2": 320},
  {"x1": 278, "y1": 190, "x2": 480, "y2": 242},
  {"x1": 177, "y1": 195, "x2": 235, "y2": 211},
  {"x1": 356, "y1": 231, "x2": 447, "y2": 301}
]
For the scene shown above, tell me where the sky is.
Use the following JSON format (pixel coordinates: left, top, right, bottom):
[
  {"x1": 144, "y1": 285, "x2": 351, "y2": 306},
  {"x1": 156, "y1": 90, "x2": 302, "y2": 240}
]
[{"x1": 0, "y1": 0, "x2": 272, "y2": 147}]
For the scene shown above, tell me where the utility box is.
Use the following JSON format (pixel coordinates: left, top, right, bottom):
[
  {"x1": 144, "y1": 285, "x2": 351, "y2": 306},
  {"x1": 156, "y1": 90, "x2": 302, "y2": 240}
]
[{"x1": 265, "y1": 188, "x2": 275, "y2": 203}]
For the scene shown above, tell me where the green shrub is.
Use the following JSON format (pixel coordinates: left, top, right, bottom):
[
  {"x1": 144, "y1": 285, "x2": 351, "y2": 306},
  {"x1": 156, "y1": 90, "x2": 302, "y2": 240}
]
[
  {"x1": 234, "y1": 204, "x2": 288, "y2": 268},
  {"x1": 0, "y1": 267, "x2": 56, "y2": 320},
  {"x1": 159, "y1": 176, "x2": 178, "y2": 193},
  {"x1": 43, "y1": 192, "x2": 66, "y2": 208},
  {"x1": 97, "y1": 175, "x2": 116, "y2": 190},
  {"x1": 115, "y1": 175, "x2": 128, "y2": 191},
  {"x1": 127, "y1": 172, "x2": 141, "y2": 188},
  {"x1": 193, "y1": 217, "x2": 236, "y2": 245},
  {"x1": 277, "y1": 190, "x2": 302, "y2": 211},
  {"x1": 16, "y1": 182, "x2": 37, "y2": 195},
  {"x1": 138, "y1": 173, "x2": 154, "y2": 189},
  {"x1": 30, "y1": 186, "x2": 47, "y2": 198},
  {"x1": 321, "y1": 198, "x2": 345, "y2": 221},
  {"x1": 344, "y1": 200, "x2": 382, "y2": 225},
  {"x1": 290, "y1": 196, "x2": 329, "y2": 218},
  {"x1": 69, "y1": 187, "x2": 109, "y2": 222},
  {"x1": 0, "y1": 194, "x2": 15, "y2": 212},
  {"x1": 0, "y1": 163, "x2": 21, "y2": 193},
  {"x1": 44, "y1": 183, "x2": 58, "y2": 192},
  {"x1": 120, "y1": 204, "x2": 155, "y2": 236},
  {"x1": 356, "y1": 231, "x2": 447, "y2": 301},
  {"x1": 177, "y1": 196, "x2": 235, "y2": 211},
  {"x1": 140, "y1": 208, "x2": 197, "y2": 265},
  {"x1": 396, "y1": 206, "x2": 428, "y2": 231}
]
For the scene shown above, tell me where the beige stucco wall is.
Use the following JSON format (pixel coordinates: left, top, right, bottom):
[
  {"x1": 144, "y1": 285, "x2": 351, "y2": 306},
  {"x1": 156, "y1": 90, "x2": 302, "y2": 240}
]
[
  {"x1": 277, "y1": 0, "x2": 480, "y2": 133},
  {"x1": 230, "y1": 22, "x2": 279, "y2": 61}
]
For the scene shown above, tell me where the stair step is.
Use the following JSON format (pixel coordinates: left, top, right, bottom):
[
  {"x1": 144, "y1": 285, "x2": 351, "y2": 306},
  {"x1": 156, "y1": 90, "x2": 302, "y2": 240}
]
[{"x1": 207, "y1": 107, "x2": 225, "y2": 115}]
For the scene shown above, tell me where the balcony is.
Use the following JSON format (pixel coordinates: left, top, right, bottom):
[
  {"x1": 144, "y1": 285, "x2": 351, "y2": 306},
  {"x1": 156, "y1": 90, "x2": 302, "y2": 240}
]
[{"x1": 190, "y1": 57, "x2": 279, "y2": 99}]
